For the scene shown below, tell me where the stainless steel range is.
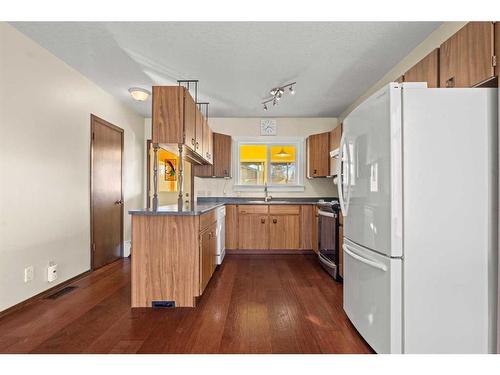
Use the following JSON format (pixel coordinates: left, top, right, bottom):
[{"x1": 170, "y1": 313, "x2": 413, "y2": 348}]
[{"x1": 316, "y1": 200, "x2": 341, "y2": 281}]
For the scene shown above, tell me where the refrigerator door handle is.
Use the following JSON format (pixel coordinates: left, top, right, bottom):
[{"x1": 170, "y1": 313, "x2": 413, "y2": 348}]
[
  {"x1": 337, "y1": 133, "x2": 348, "y2": 216},
  {"x1": 343, "y1": 244, "x2": 387, "y2": 272}
]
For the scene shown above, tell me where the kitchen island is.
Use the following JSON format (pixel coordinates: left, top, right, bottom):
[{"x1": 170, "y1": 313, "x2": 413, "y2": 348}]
[{"x1": 129, "y1": 198, "x2": 336, "y2": 308}]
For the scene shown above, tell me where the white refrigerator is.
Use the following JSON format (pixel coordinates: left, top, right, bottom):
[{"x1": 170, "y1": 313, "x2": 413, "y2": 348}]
[{"x1": 339, "y1": 82, "x2": 498, "y2": 354}]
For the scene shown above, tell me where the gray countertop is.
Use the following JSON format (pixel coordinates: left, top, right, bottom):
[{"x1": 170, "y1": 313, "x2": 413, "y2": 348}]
[{"x1": 129, "y1": 197, "x2": 338, "y2": 216}]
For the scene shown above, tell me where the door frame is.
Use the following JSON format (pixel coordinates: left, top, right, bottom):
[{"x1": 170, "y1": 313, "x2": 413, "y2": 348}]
[{"x1": 90, "y1": 114, "x2": 124, "y2": 270}]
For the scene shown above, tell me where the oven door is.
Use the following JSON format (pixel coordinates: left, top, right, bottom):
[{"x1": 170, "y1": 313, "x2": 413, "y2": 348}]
[{"x1": 318, "y1": 209, "x2": 338, "y2": 270}]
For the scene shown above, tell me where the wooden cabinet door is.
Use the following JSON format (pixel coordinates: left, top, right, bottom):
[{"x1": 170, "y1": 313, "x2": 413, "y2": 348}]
[
  {"x1": 238, "y1": 214, "x2": 269, "y2": 249},
  {"x1": 200, "y1": 228, "x2": 212, "y2": 293},
  {"x1": 194, "y1": 107, "x2": 203, "y2": 156},
  {"x1": 307, "y1": 132, "x2": 330, "y2": 178},
  {"x1": 184, "y1": 91, "x2": 197, "y2": 151},
  {"x1": 201, "y1": 115, "x2": 209, "y2": 161},
  {"x1": 213, "y1": 133, "x2": 232, "y2": 178},
  {"x1": 404, "y1": 48, "x2": 439, "y2": 88},
  {"x1": 329, "y1": 124, "x2": 342, "y2": 152},
  {"x1": 495, "y1": 22, "x2": 499, "y2": 78},
  {"x1": 300, "y1": 205, "x2": 315, "y2": 250},
  {"x1": 225, "y1": 205, "x2": 238, "y2": 249},
  {"x1": 207, "y1": 124, "x2": 214, "y2": 164},
  {"x1": 270, "y1": 215, "x2": 300, "y2": 250},
  {"x1": 440, "y1": 22, "x2": 495, "y2": 88}
]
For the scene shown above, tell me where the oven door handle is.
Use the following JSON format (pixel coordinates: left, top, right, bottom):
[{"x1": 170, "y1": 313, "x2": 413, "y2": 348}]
[
  {"x1": 318, "y1": 210, "x2": 336, "y2": 218},
  {"x1": 343, "y1": 244, "x2": 387, "y2": 272}
]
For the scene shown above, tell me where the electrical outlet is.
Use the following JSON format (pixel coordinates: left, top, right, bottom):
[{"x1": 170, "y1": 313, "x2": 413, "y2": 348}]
[{"x1": 24, "y1": 266, "x2": 34, "y2": 283}]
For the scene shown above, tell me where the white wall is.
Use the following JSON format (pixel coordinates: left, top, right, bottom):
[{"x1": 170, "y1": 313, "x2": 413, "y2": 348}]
[
  {"x1": 0, "y1": 23, "x2": 145, "y2": 312},
  {"x1": 340, "y1": 22, "x2": 467, "y2": 120},
  {"x1": 194, "y1": 117, "x2": 339, "y2": 199}
]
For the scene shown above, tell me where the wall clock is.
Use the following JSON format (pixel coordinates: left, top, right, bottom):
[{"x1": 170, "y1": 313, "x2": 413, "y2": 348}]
[{"x1": 260, "y1": 119, "x2": 277, "y2": 136}]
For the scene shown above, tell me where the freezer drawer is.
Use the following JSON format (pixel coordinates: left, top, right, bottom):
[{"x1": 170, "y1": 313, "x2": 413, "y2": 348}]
[{"x1": 343, "y1": 238, "x2": 402, "y2": 353}]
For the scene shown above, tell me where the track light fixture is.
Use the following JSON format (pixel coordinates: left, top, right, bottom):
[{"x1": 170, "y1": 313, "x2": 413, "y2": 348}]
[{"x1": 262, "y1": 82, "x2": 296, "y2": 111}]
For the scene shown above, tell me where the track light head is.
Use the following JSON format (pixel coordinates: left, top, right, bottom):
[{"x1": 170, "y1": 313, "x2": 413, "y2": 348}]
[
  {"x1": 263, "y1": 103, "x2": 268, "y2": 110},
  {"x1": 270, "y1": 88, "x2": 277, "y2": 96},
  {"x1": 289, "y1": 86, "x2": 295, "y2": 95}
]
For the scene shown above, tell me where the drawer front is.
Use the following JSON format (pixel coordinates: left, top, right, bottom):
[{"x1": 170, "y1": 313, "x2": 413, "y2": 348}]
[
  {"x1": 238, "y1": 205, "x2": 269, "y2": 214},
  {"x1": 200, "y1": 209, "x2": 217, "y2": 231},
  {"x1": 269, "y1": 205, "x2": 300, "y2": 215}
]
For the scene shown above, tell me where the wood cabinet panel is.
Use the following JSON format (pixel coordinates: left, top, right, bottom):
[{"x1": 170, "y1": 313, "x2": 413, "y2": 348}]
[
  {"x1": 152, "y1": 86, "x2": 184, "y2": 144},
  {"x1": 307, "y1": 132, "x2": 330, "y2": 178},
  {"x1": 131, "y1": 215, "x2": 199, "y2": 308},
  {"x1": 213, "y1": 133, "x2": 231, "y2": 177},
  {"x1": 238, "y1": 205, "x2": 269, "y2": 214},
  {"x1": 225, "y1": 205, "x2": 238, "y2": 249},
  {"x1": 495, "y1": 22, "x2": 499, "y2": 77},
  {"x1": 184, "y1": 91, "x2": 197, "y2": 151},
  {"x1": 194, "y1": 108, "x2": 203, "y2": 156},
  {"x1": 404, "y1": 48, "x2": 440, "y2": 88},
  {"x1": 200, "y1": 209, "x2": 217, "y2": 232},
  {"x1": 207, "y1": 122, "x2": 213, "y2": 164},
  {"x1": 329, "y1": 124, "x2": 342, "y2": 152},
  {"x1": 300, "y1": 205, "x2": 314, "y2": 250},
  {"x1": 440, "y1": 22, "x2": 495, "y2": 88},
  {"x1": 269, "y1": 205, "x2": 300, "y2": 215},
  {"x1": 238, "y1": 214, "x2": 269, "y2": 249},
  {"x1": 200, "y1": 223, "x2": 216, "y2": 294},
  {"x1": 312, "y1": 207, "x2": 319, "y2": 253},
  {"x1": 269, "y1": 215, "x2": 300, "y2": 250}
]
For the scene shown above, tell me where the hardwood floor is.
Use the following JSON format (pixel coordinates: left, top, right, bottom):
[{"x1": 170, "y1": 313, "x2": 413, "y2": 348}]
[{"x1": 0, "y1": 255, "x2": 373, "y2": 354}]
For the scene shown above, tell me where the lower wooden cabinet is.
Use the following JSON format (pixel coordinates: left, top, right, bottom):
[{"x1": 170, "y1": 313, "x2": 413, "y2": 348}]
[
  {"x1": 229, "y1": 204, "x2": 316, "y2": 251},
  {"x1": 238, "y1": 212, "x2": 269, "y2": 249},
  {"x1": 270, "y1": 215, "x2": 300, "y2": 249},
  {"x1": 200, "y1": 222, "x2": 217, "y2": 294}
]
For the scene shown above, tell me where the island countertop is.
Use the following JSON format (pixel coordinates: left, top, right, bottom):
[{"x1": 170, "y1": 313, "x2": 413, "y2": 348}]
[{"x1": 129, "y1": 197, "x2": 338, "y2": 216}]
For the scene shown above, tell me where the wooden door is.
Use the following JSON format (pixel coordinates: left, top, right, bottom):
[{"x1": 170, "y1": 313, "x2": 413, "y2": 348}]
[
  {"x1": 307, "y1": 132, "x2": 330, "y2": 178},
  {"x1": 225, "y1": 205, "x2": 238, "y2": 249},
  {"x1": 404, "y1": 48, "x2": 440, "y2": 88},
  {"x1": 184, "y1": 90, "x2": 197, "y2": 151},
  {"x1": 238, "y1": 212, "x2": 269, "y2": 249},
  {"x1": 440, "y1": 22, "x2": 495, "y2": 87},
  {"x1": 269, "y1": 215, "x2": 300, "y2": 249},
  {"x1": 91, "y1": 115, "x2": 123, "y2": 269},
  {"x1": 213, "y1": 133, "x2": 232, "y2": 177}
]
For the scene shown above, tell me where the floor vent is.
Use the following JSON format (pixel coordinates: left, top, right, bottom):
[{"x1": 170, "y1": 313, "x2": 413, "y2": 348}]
[{"x1": 46, "y1": 286, "x2": 78, "y2": 300}]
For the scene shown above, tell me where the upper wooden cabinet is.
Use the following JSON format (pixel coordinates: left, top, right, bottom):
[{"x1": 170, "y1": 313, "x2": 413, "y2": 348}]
[
  {"x1": 307, "y1": 131, "x2": 330, "y2": 178},
  {"x1": 440, "y1": 22, "x2": 495, "y2": 88},
  {"x1": 329, "y1": 124, "x2": 342, "y2": 152},
  {"x1": 495, "y1": 22, "x2": 499, "y2": 77},
  {"x1": 193, "y1": 132, "x2": 232, "y2": 178},
  {"x1": 404, "y1": 48, "x2": 440, "y2": 88},
  {"x1": 152, "y1": 86, "x2": 213, "y2": 164}
]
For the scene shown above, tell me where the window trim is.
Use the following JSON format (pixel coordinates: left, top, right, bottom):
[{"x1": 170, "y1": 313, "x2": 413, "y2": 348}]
[{"x1": 233, "y1": 137, "x2": 305, "y2": 192}]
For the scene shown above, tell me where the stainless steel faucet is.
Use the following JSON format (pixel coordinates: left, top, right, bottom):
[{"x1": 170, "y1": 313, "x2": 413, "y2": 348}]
[{"x1": 264, "y1": 183, "x2": 272, "y2": 202}]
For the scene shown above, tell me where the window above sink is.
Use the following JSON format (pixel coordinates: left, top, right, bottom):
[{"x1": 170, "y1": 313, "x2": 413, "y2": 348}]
[{"x1": 233, "y1": 137, "x2": 305, "y2": 192}]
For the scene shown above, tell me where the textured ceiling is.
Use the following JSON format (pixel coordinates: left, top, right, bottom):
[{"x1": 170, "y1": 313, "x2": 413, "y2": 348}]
[{"x1": 11, "y1": 22, "x2": 441, "y2": 117}]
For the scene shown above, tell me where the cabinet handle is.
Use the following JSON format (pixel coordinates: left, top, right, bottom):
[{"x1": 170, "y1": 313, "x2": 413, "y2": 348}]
[
  {"x1": 196, "y1": 142, "x2": 199, "y2": 149},
  {"x1": 446, "y1": 77, "x2": 455, "y2": 88},
  {"x1": 272, "y1": 218, "x2": 277, "y2": 224},
  {"x1": 261, "y1": 218, "x2": 266, "y2": 224},
  {"x1": 313, "y1": 169, "x2": 317, "y2": 175},
  {"x1": 191, "y1": 138, "x2": 195, "y2": 146}
]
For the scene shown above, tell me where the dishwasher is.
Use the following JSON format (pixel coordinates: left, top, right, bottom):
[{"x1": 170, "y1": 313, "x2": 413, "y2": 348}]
[{"x1": 215, "y1": 206, "x2": 226, "y2": 265}]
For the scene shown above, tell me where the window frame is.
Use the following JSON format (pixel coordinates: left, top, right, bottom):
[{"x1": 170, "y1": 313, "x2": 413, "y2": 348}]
[{"x1": 233, "y1": 137, "x2": 305, "y2": 192}]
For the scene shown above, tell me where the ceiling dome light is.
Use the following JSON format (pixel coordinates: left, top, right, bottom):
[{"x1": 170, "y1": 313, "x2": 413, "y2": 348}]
[{"x1": 128, "y1": 87, "x2": 151, "y2": 101}]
